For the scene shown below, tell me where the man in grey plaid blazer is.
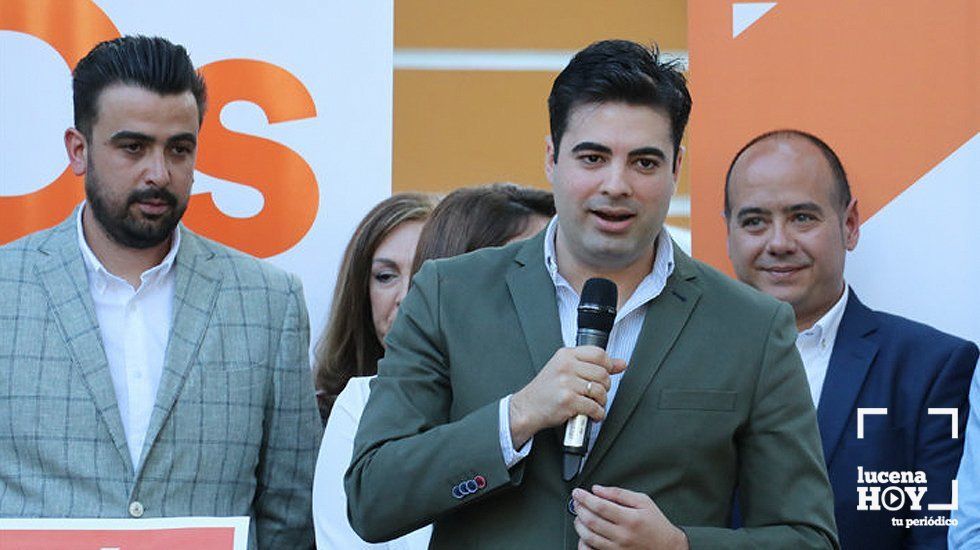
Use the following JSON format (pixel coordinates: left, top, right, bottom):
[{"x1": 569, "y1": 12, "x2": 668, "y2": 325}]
[{"x1": 0, "y1": 36, "x2": 320, "y2": 548}]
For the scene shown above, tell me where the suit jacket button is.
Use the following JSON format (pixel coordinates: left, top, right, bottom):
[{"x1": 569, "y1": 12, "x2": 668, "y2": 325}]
[
  {"x1": 129, "y1": 501, "x2": 144, "y2": 518},
  {"x1": 452, "y1": 485, "x2": 464, "y2": 499}
]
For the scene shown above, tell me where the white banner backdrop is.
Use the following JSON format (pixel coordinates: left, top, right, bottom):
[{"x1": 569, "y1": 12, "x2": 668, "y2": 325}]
[
  {"x1": 846, "y1": 134, "x2": 980, "y2": 345},
  {"x1": 0, "y1": 0, "x2": 394, "y2": 348}
]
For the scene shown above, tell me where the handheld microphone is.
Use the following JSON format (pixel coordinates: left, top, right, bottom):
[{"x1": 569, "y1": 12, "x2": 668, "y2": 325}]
[{"x1": 562, "y1": 277, "x2": 617, "y2": 481}]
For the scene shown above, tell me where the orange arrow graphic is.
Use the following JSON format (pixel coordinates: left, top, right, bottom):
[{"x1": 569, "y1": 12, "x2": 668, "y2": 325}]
[{"x1": 689, "y1": 0, "x2": 977, "y2": 273}]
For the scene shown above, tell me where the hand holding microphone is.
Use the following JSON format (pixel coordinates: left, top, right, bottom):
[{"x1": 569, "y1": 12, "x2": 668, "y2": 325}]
[
  {"x1": 507, "y1": 279, "x2": 622, "y2": 474},
  {"x1": 562, "y1": 278, "x2": 617, "y2": 480}
]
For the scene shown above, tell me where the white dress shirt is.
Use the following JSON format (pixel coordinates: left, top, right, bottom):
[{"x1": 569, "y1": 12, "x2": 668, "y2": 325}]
[
  {"x1": 499, "y1": 217, "x2": 675, "y2": 467},
  {"x1": 313, "y1": 376, "x2": 432, "y2": 549},
  {"x1": 76, "y1": 204, "x2": 179, "y2": 470},
  {"x1": 795, "y1": 286, "x2": 849, "y2": 408}
]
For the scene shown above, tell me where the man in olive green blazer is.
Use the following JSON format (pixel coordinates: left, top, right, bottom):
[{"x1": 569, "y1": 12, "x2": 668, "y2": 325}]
[
  {"x1": 347, "y1": 231, "x2": 836, "y2": 549},
  {"x1": 346, "y1": 40, "x2": 838, "y2": 549}
]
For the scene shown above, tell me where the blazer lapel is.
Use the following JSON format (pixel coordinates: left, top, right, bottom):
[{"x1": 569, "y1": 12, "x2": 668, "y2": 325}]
[
  {"x1": 137, "y1": 229, "x2": 221, "y2": 470},
  {"x1": 35, "y1": 213, "x2": 134, "y2": 472},
  {"x1": 505, "y1": 232, "x2": 564, "y2": 377},
  {"x1": 581, "y1": 244, "x2": 702, "y2": 481},
  {"x1": 816, "y1": 290, "x2": 878, "y2": 466}
]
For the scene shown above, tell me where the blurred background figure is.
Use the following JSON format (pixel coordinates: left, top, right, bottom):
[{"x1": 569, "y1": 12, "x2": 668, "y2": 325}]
[
  {"x1": 412, "y1": 182, "x2": 554, "y2": 272},
  {"x1": 313, "y1": 192, "x2": 438, "y2": 421},
  {"x1": 312, "y1": 183, "x2": 553, "y2": 549}
]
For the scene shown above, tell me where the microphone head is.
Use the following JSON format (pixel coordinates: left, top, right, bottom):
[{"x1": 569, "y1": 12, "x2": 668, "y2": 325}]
[{"x1": 578, "y1": 278, "x2": 617, "y2": 333}]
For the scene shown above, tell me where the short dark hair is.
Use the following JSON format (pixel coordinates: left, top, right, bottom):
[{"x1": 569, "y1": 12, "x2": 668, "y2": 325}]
[
  {"x1": 548, "y1": 39, "x2": 691, "y2": 169},
  {"x1": 724, "y1": 129, "x2": 851, "y2": 219},
  {"x1": 72, "y1": 35, "x2": 207, "y2": 139},
  {"x1": 412, "y1": 183, "x2": 555, "y2": 274}
]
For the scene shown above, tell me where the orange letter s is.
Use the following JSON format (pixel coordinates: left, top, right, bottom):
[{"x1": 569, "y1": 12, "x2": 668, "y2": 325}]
[{"x1": 189, "y1": 59, "x2": 319, "y2": 258}]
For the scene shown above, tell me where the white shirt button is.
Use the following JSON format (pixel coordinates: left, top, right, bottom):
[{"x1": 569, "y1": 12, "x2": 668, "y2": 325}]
[{"x1": 129, "y1": 500, "x2": 144, "y2": 518}]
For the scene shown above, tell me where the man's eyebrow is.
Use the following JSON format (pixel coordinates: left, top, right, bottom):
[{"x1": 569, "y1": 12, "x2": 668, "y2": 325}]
[
  {"x1": 628, "y1": 146, "x2": 667, "y2": 160},
  {"x1": 167, "y1": 133, "x2": 197, "y2": 145},
  {"x1": 109, "y1": 130, "x2": 154, "y2": 143},
  {"x1": 570, "y1": 142, "x2": 612, "y2": 155},
  {"x1": 736, "y1": 206, "x2": 769, "y2": 219},
  {"x1": 784, "y1": 202, "x2": 823, "y2": 213}
]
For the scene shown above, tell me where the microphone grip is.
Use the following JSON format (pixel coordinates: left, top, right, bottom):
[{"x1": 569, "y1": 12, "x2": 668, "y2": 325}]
[
  {"x1": 576, "y1": 328, "x2": 610, "y2": 349},
  {"x1": 562, "y1": 329, "x2": 611, "y2": 480}
]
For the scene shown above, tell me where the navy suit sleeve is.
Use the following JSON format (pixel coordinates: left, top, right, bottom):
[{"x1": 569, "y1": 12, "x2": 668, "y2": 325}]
[{"x1": 909, "y1": 339, "x2": 978, "y2": 547}]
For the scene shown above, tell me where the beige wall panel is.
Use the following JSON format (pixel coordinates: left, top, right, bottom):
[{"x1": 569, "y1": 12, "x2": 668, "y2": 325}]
[
  {"x1": 393, "y1": 69, "x2": 690, "y2": 203},
  {"x1": 393, "y1": 70, "x2": 554, "y2": 193},
  {"x1": 395, "y1": 1, "x2": 686, "y2": 51},
  {"x1": 676, "y1": 135, "x2": 690, "y2": 196},
  {"x1": 666, "y1": 216, "x2": 691, "y2": 230}
]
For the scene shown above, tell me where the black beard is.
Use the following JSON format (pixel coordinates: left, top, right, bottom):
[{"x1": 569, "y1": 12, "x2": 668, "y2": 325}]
[{"x1": 84, "y1": 169, "x2": 186, "y2": 250}]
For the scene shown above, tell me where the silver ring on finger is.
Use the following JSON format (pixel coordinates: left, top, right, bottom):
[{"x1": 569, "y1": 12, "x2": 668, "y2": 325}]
[{"x1": 585, "y1": 381, "x2": 593, "y2": 396}]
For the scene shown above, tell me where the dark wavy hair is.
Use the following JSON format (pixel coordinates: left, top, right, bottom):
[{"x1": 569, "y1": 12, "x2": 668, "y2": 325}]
[
  {"x1": 73, "y1": 35, "x2": 207, "y2": 139},
  {"x1": 412, "y1": 183, "x2": 555, "y2": 274},
  {"x1": 548, "y1": 39, "x2": 691, "y2": 170}
]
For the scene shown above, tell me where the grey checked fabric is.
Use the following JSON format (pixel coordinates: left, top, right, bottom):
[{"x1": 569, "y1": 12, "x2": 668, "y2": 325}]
[{"x1": 0, "y1": 212, "x2": 321, "y2": 549}]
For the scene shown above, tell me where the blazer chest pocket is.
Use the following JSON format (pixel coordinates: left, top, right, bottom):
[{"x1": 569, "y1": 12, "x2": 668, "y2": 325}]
[{"x1": 658, "y1": 389, "x2": 737, "y2": 411}]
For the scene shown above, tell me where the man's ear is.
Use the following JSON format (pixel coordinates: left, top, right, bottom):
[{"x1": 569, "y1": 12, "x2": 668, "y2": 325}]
[
  {"x1": 672, "y1": 145, "x2": 685, "y2": 189},
  {"x1": 544, "y1": 135, "x2": 556, "y2": 185},
  {"x1": 64, "y1": 128, "x2": 89, "y2": 176},
  {"x1": 843, "y1": 198, "x2": 860, "y2": 251}
]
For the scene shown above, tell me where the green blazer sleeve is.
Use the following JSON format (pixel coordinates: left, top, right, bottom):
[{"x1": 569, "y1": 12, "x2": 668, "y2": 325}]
[
  {"x1": 345, "y1": 261, "x2": 524, "y2": 543},
  {"x1": 683, "y1": 303, "x2": 839, "y2": 549}
]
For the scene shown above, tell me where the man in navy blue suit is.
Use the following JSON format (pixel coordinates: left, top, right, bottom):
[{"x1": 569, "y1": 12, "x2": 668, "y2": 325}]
[{"x1": 725, "y1": 129, "x2": 977, "y2": 549}]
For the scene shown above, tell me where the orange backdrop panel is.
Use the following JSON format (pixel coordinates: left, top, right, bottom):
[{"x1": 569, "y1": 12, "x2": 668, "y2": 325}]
[{"x1": 688, "y1": 0, "x2": 977, "y2": 273}]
